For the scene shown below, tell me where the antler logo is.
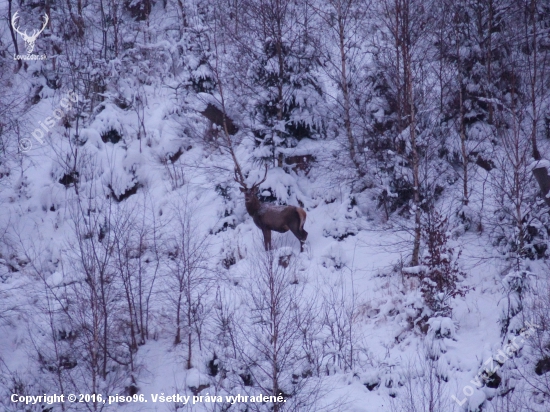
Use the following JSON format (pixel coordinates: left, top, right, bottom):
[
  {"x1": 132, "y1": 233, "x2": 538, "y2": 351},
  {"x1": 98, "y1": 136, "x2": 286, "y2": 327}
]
[{"x1": 11, "y1": 11, "x2": 49, "y2": 55}]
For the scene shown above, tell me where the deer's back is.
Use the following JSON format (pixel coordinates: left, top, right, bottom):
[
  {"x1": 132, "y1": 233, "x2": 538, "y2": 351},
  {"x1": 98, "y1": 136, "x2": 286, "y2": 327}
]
[{"x1": 256, "y1": 204, "x2": 300, "y2": 232}]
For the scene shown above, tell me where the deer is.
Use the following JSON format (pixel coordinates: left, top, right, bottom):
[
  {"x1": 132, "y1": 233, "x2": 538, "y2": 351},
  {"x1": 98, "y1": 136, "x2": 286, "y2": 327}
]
[
  {"x1": 11, "y1": 11, "x2": 49, "y2": 55},
  {"x1": 234, "y1": 166, "x2": 308, "y2": 252}
]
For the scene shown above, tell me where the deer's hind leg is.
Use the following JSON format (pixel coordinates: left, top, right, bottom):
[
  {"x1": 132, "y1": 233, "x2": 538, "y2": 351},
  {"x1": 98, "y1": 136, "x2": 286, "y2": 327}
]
[{"x1": 289, "y1": 223, "x2": 308, "y2": 253}]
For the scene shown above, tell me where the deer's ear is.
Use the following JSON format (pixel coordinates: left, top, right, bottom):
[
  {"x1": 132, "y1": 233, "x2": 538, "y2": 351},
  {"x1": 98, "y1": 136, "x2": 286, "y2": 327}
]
[{"x1": 239, "y1": 187, "x2": 246, "y2": 192}]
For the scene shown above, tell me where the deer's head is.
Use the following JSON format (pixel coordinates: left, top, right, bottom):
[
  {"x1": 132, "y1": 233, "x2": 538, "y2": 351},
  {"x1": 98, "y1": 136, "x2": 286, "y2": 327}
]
[
  {"x1": 234, "y1": 165, "x2": 267, "y2": 206},
  {"x1": 12, "y1": 11, "x2": 49, "y2": 54}
]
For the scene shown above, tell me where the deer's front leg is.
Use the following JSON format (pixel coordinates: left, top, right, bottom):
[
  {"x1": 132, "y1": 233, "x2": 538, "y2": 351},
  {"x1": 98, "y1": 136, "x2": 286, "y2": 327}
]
[{"x1": 262, "y1": 229, "x2": 272, "y2": 251}]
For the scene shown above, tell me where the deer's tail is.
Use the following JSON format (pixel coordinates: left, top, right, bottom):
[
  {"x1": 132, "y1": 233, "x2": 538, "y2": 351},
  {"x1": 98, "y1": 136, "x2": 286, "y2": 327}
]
[{"x1": 297, "y1": 207, "x2": 307, "y2": 233}]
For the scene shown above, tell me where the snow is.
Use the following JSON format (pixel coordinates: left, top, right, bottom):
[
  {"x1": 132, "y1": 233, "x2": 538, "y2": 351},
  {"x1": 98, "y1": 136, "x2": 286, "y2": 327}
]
[
  {"x1": 467, "y1": 389, "x2": 486, "y2": 412},
  {"x1": 0, "y1": 1, "x2": 549, "y2": 411},
  {"x1": 529, "y1": 159, "x2": 550, "y2": 171}
]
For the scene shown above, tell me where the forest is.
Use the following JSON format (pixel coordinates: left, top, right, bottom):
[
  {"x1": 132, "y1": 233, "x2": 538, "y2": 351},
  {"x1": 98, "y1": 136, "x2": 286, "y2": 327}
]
[{"x1": 1, "y1": 0, "x2": 550, "y2": 411}]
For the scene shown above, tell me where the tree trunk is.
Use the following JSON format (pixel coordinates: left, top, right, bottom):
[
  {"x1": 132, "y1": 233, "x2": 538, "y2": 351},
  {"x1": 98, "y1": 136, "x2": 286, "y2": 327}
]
[
  {"x1": 187, "y1": 298, "x2": 193, "y2": 369},
  {"x1": 401, "y1": 0, "x2": 421, "y2": 266},
  {"x1": 276, "y1": 20, "x2": 285, "y2": 169},
  {"x1": 175, "y1": 291, "x2": 182, "y2": 345},
  {"x1": 338, "y1": 10, "x2": 362, "y2": 176},
  {"x1": 7, "y1": 0, "x2": 22, "y2": 71},
  {"x1": 458, "y1": 42, "x2": 469, "y2": 206},
  {"x1": 529, "y1": 0, "x2": 541, "y2": 160}
]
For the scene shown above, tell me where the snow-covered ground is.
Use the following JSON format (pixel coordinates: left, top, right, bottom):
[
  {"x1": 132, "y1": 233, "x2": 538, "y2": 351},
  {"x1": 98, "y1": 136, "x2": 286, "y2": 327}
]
[
  {"x1": 1, "y1": 1, "x2": 550, "y2": 411},
  {"x1": 0, "y1": 91, "x2": 538, "y2": 410}
]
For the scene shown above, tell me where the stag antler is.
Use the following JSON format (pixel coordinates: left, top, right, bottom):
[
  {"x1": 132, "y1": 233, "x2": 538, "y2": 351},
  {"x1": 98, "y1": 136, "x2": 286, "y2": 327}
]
[
  {"x1": 251, "y1": 165, "x2": 268, "y2": 189},
  {"x1": 12, "y1": 11, "x2": 49, "y2": 54},
  {"x1": 234, "y1": 167, "x2": 247, "y2": 189},
  {"x1": 233, "y1": 164, "x2": 268, "y2": 190}
]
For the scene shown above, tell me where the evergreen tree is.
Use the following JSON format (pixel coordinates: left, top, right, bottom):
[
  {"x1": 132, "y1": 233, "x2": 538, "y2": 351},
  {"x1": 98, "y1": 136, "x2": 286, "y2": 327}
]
[{"x1": 237, "y1": 0, "x2": 325, "y2": 167}]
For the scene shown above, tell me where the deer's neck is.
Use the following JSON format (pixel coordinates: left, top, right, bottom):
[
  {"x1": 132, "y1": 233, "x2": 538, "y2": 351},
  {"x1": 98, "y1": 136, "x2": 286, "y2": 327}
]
[{"x1": 245, "y1": 196, "x2": 262, "y2": 216}]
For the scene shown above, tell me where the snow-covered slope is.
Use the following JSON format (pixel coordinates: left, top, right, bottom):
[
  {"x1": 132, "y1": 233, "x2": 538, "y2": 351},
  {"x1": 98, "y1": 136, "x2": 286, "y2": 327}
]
[{"x1": 1, "y1": 1, "x2": 549, "y2": 412}]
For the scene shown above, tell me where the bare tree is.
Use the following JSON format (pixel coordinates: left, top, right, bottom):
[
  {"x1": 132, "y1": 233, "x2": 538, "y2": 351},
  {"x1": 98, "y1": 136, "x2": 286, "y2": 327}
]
[
  {"x1": 312, "y1": 0, "x2": 370, "y2": 180},
  {"x1": 390, "y1": 346, "x2": 458, "y2": 412},
  {"x1": 321, "y1": 270, "x2": 364, "y2": 373},
  {"x1": 489, "y1": 88, "x2": 536, "y2": 266},
  {"x1": 232, "y1": 244, "x2": 320, "y2": 412},
  {"x1": 60, "y1": 180, "x2": 131, "y2": 411},
  {"x1": 377, "y1": 0, "x2": 433, "y2": 265},
  {"x1": 111, "y1": 197, "x2": 161, "y2": 354},
  {"x1": 164, "y1": 197, "x2": 213, "y2": 369},
  {"x1": 514, "y1": 0, "x2": 550, "y2": 204},
  {"x1": 18, "y1": 240, "x2": 72, "y2": 412}
]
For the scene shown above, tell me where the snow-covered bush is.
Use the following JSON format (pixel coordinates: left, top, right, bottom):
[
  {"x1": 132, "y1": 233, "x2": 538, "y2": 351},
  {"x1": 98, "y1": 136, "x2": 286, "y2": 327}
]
[
  {"x1": 426, "y1": 317, "x2": 456, "y2": 360},
  {"x1": 389, "y1": 346, "x2": 458, "y2": 412},
  {"x1": 321, "y1": 244, "x2": 347, "y2": 271},
  {"x1": 508, "y1": 275, "x2": 550, "y2": 408},
  {"x1": 323, "y1": 219, "x2": 358, "y2": 241},
  {"x1": 499, "y1": 270, "x2": 534, "y2": 336}
]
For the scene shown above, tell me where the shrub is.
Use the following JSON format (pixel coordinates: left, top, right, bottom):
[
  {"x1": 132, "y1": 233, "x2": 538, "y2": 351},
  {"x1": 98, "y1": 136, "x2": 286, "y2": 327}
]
[{"x1": 420, "y1": 211, "x2": 470, "y2": 318}]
